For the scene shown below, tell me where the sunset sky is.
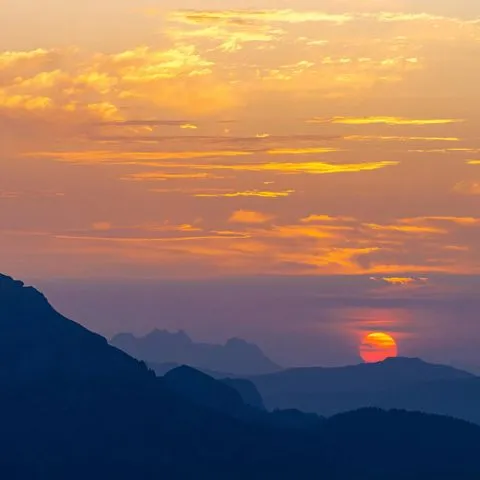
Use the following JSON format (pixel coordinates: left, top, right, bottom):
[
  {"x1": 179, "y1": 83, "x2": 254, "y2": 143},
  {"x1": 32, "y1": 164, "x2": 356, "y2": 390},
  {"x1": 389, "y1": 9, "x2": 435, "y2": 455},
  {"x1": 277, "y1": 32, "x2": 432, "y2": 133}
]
[{"x1": 1, "y1": 1, "x2": 480, "y2": 366}]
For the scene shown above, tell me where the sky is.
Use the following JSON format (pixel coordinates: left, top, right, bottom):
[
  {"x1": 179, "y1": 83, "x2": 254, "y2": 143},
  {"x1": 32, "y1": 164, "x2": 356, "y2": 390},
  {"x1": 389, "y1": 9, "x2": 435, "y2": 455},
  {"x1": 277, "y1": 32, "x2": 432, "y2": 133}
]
[{"x1": 1, "y1": 0, "x2": 480, "y2": 367}]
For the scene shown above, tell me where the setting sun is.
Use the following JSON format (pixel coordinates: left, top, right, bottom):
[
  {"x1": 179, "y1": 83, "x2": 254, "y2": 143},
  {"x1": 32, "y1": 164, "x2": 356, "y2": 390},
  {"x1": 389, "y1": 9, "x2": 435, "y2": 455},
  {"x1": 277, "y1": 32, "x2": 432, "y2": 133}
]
[{"x1": 360, "y1": 332, "x2": 398, "y2": 363}]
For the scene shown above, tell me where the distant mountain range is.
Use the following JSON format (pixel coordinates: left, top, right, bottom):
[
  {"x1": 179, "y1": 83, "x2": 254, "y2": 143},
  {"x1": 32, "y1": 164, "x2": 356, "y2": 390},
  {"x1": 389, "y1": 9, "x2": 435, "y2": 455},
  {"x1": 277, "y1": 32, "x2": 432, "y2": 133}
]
[
  {"x1": 142, "y1": 354, "x2": 480, "y2": 426},
  {"x1": 245, "y1": 358, "x2": 480, "y2": 424},
  {"x1": 111, "y1": 329, "x2": 281, "y2": 375},
  {"x1": 2, "y1": 272, "x2": 480, "y2": 478}
]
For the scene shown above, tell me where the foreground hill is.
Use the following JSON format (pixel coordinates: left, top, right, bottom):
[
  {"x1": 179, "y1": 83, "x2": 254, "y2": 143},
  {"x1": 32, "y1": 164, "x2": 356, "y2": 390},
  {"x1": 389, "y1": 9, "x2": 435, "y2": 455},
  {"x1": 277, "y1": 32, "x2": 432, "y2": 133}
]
[
  {"x1": 245, "y1": 358, "x2": 480, "y2": 422},
  {"x1": 2, "y1": 273, "x2": 480, "y2": 478},
  {"x1": 111, "y1": 329, "x2": 280, "y2": 375}
]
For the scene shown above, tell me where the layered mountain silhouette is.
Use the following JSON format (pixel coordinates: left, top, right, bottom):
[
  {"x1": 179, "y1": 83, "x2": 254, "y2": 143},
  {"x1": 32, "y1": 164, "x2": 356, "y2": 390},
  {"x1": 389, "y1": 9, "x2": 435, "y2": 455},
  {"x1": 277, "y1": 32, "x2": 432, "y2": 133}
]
[
  {"x1": 152, "y1": 364, "x2": 265, "y2": 409},
  {"x1": 245, "y1": 357, "x2": 480, "y2": 423},
  {"x1": 146, "y1": 360, "x2": 235, "y2": 378},
  {"x1": 111, "y1": 329, "x2": 280, "y2": 375},
  {"x1": 2, "y1": 272, "x2": 480, "y2": 478}
]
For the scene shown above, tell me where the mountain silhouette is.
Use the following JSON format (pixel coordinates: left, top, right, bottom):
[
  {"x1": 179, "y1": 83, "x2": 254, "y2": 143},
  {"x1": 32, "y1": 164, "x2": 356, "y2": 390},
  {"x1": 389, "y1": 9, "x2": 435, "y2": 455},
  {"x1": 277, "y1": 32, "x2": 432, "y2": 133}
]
[
  {"x1": 148, "y1": 361, "x2": 236, "y2": 378},
  {"x1": 245, "y1": 357, "x2": 480, "y2": 422},
  {"x1": 163, "y1": 365, "x2": 247, "y2": 415},
  {"x1": 222, "y1": 377, "x2": 266, "y2": 410},
  {"x1": 0, "y1": 274, "x2": 152, "y2": 386},
  {"x1": 143, "y1": 362, "x2": 265, "y2": 408},
  {"x1": 2, "y1": 272, "x2": 480, "y2": 478},
  {"x1": 111, "y1": 329, "x2": 280, "y2": 375}
]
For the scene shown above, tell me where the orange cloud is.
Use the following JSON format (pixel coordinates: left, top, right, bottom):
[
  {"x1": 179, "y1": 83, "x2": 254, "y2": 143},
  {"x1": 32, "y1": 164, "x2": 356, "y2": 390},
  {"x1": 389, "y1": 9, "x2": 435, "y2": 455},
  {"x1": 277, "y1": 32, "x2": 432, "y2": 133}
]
[{"x1": 229, "y1": 210, "x2": 274, "y2": 224}]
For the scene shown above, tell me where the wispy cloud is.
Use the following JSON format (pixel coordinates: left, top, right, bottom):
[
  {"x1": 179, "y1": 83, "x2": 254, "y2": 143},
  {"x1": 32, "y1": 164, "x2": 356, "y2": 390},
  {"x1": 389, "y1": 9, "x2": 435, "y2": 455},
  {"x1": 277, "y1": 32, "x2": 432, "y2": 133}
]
[
  {"x1": 117, "y1": 160, "x2": 398, "y2": 177},
  {"x1": 370, "y1": 276, "x2": 428, "y2": 286},
  {"x1": 193, "y1": 189, "x2": 295, "y2": 198},
  {"x1": 307, "y1": 116, "x2": 464, "y2": 126},
  {"x1": 345, "y1": 135, "x2": 460, "y2": 142}
]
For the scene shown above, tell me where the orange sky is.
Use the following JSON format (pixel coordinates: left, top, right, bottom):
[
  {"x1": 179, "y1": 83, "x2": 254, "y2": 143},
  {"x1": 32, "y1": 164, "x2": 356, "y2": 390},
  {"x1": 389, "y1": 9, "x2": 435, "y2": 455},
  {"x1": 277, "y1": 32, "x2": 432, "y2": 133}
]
[{"x1": 1, "y1": 0, "x2": 480, "y2": 279}]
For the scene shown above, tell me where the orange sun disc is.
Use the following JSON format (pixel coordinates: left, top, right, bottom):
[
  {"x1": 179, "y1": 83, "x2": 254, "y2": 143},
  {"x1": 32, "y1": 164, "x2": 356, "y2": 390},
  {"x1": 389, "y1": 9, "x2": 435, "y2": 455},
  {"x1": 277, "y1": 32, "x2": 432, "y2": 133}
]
[{"x1": 360, "y1": 332, "x2": 398, "y2": 363}]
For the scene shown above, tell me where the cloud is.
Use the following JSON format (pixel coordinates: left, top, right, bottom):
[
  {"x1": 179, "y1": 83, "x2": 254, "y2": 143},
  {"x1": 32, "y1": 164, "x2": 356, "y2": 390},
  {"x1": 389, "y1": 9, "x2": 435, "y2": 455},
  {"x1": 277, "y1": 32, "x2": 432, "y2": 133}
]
[
  {"x1": 27, "y1": 149, "x2": 398, "y2": 176},
  {"x1": 307, "y1": 116, "x2": 464, "y2": 126},
  {"x1": 0, "y1": 190, "x2": 65, "y2": 200},
  {"x1": 189, "y1": 160, "x2": 398, "y2": 175},
  {"x1": 410, "y1": 148, "x2": 480, "y2": 154},
  {"x1": 301, "y1": 214, "x2": 355, "y2": 223},
  {"x1": 229, "y1": 210, "x2": 275, "y2": 224},
  {"x1": 126, "y1": 172, "x2": 224, "y2": 181},
  {"x1": 0, "y1": 48, "x2": 51, "y2": 68},
  {"x1": 364, "y1": 223, "x2": 446, "y2": 234},
  {"x1": 453, "y1": 181, "x2": 480, "y2": 196},
  {"x1": 370, "y1": 276, "x2": 428, "y2": 286},
  {"x1": 98, "y1": 120, "x2": 196, "y2": 127},
  {"x1": 193, "y1": 189, "x2": 295, "y2": 198},
  {"x1": 55, "y1": 232, "x2": 251, "y2": 243},
  {"x1": 29, "y1": 149, "x2": 252, "y2": 163},
  {"x1": 401, "y1": 216, "x2": 480, "y2": 227},
  {"x1": 167, "y1": 10, "x2": 355, "y2": 26},
  {"x1": 345, "y1": 135, "x2": 460, "y2": 142},
  {"x1": 266, "y1": 147, "x2": 340, "y2": 155},
  {"x1": 91, "y1": 222, "x2": 113, "y2": 231}
]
